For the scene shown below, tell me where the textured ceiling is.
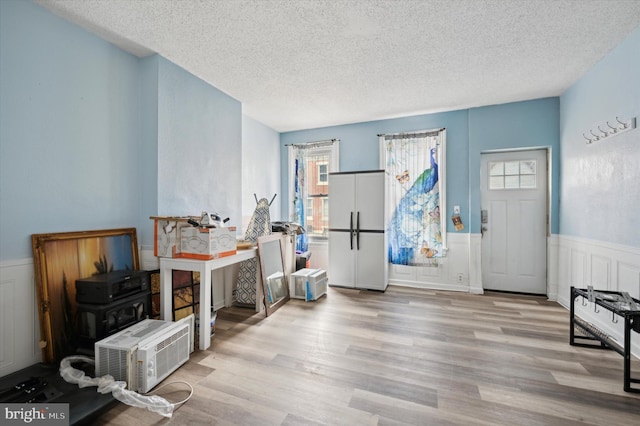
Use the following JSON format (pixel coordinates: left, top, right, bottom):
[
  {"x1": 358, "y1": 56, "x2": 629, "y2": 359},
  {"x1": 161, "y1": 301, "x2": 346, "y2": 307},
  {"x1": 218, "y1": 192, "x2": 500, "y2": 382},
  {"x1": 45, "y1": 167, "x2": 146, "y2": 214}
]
[{"x1": 36, "y1": 0, "x2": 640, "y2": 132}]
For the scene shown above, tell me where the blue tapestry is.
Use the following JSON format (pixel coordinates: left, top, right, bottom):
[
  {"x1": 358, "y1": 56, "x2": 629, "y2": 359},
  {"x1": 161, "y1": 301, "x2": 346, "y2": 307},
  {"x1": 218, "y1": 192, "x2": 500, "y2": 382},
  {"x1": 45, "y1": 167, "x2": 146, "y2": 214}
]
[
  {"x1": 387, "y1": 142, "x2": 442, "y2": 265},
  {"x1": 292, "y1": 155, "x2": 308, "y2": 252}
]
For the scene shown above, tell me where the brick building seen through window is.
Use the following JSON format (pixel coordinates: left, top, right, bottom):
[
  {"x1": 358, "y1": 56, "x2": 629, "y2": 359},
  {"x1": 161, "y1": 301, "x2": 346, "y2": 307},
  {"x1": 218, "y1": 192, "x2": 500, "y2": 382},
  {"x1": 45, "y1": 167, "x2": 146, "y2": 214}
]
[{"x1": 305, "y1": 156, "x2": 330, "y2": 240}]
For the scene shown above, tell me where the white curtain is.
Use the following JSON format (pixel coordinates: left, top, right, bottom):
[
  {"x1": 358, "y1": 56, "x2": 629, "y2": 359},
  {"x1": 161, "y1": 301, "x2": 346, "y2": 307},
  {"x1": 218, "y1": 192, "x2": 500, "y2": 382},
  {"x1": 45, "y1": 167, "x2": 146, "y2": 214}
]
[{"x1": 381, "y1": 129, "x2": 446, "y2": 265}]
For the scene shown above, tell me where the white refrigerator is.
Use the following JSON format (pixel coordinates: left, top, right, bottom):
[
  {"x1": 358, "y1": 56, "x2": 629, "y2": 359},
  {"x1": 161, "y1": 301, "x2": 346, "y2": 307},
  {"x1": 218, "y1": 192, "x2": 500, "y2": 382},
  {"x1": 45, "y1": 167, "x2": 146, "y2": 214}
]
[{"x1": 328, "y1": 170, "x2": 388, "y2": 291}]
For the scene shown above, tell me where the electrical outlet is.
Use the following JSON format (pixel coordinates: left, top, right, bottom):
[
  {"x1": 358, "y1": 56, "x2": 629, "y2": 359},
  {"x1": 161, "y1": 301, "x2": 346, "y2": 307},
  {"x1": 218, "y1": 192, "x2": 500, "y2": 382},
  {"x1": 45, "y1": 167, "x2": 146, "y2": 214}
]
[
  {"x1": 457, "y1": 273, "x2": 464, "y2": 283},
  {"x1": 453, "y1": 205, "x2": 460, "y2": 215}
]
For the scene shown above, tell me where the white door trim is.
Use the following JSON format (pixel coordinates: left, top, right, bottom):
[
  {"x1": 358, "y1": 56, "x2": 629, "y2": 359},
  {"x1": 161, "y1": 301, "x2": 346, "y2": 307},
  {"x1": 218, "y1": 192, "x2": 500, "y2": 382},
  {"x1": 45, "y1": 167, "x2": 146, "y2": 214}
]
[{"x1": 479, "y1": 148, "x2": 550, "y2": 295}]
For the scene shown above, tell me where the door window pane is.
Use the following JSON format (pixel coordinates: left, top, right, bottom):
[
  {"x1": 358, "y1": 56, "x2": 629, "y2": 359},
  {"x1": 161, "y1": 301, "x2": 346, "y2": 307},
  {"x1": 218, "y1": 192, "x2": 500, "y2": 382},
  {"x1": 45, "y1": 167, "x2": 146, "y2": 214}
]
[
  {"x1": 489, "y1": 162, "x2": 504, "y2": 176},
  {"x1": 520, "y1": 175, "x2": 536, "y2": 188},
  {"x1": 520, "y1": 161, "x2": 536, "y2": 175},
  {"x1": 488, "y1": 160, "x2": 537, "y2": 190},
  {"x1": 505, "y1": 175, "x2": 520, "y2": 189},
  {"x1": 504, "y1": 161, "x2": 520, "y2": 175},
  {"x1": 490, "y1": 176, "x2": 504, "y2": 189}
]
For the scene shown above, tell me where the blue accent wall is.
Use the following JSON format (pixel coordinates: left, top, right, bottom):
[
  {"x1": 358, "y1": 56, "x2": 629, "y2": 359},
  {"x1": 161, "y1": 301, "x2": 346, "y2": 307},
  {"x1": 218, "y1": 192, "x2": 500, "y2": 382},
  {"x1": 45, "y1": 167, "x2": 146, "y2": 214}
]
[
  {"x1": 2, "y1": 0, "x2": 635, "y2": 262},
  {"x1": 281, "y1": 100, "x2": 560, "y2": 235},
  {"x1": 139, "y1": 55, "x2": 159, "y2": 249},
  {"x1": 0, "y1": 1, "x2": 243, "y2": 260},
  {"x1": 559, "y1": 26, "x2": 640, "y2": 247},
  {"x1": 155, "y1": 56, "x2": 242, "y2": 234},
  {"x1": 0, "y1": 0, "x2": 141, "y2": 260},
  {"x1": 280, "y1": 111, "x2": 470, "y2": 233},
  {"x1": 469, "y1": 98, "x2": 560, "y2": 234},
  {"x1": 242, "y1": 115, "x2": 281, "y2": 223}
]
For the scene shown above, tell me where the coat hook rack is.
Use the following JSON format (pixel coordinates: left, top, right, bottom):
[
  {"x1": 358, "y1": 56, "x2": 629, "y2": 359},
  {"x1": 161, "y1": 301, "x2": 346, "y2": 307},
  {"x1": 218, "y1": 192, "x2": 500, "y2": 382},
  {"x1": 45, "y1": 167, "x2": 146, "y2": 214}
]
[{"x1": 584, "y1": 116, "x2": 636, "y2": 144}]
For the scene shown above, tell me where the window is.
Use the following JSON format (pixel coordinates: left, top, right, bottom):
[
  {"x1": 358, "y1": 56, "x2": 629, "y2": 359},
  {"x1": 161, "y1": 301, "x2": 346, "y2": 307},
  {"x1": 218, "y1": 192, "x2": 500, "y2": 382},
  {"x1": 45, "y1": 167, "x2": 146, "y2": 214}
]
[
  {"x1": 305, "y1": 152, "x2": 330, "y2": 239},
  {"x1": 489, "y1": 160, "x2": 536, "y2": 189},
  {"x1": 306, "y1": 197, "x2": 314, "y2": 232},
  {"x1": 317, "y1": 163, "x2": 328, "y2": 185},
  {"x1": 289, "y1": 141, "x2": 339, "y2": 248}
]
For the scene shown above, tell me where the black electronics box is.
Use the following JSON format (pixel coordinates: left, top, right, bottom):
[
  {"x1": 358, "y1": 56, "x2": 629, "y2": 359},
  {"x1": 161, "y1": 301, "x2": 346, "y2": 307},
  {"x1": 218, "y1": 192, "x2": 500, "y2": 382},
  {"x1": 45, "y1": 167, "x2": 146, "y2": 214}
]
[
  {"x1": 76, "y1": 290, "x2": 151, "y2": 345},
  {"x1": 76, "y1": 269, "x2": 150, "y2": 304}
]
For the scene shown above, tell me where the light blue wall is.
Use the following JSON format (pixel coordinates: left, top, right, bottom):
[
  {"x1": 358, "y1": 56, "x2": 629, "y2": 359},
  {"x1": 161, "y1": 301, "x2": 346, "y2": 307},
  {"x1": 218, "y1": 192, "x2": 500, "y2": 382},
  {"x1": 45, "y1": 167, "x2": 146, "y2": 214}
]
[
  {"x1": 155, "y1": 57, "x2": 242, "y2": 235},
  {"x1": 469, "y1": 98, "x2": 560, "y2": 234},
  {"x1": 280, "y1": 101, "x2": 561, "y2": 235},
  {"x1": 242, "y1": 115, "x2": 281, "y2": 227},
  {"x1": 280, "y1": 111, "x2": 470, "y2": 233},
  {"x1": 559, "y1": 26, "x2": 640, "y2": 247},
  {"x1": 0, "y1": 0, "x2": 141, "y2": 260},
  {"x1": 138, "y1": 55, "x2": 159, "y2": 249},
  {"x1": 4, "y1": 0, "x2": 634, "y2": 261},
  {"x1": 0, "y1": 1, "x2": 245, "y2": 260}
]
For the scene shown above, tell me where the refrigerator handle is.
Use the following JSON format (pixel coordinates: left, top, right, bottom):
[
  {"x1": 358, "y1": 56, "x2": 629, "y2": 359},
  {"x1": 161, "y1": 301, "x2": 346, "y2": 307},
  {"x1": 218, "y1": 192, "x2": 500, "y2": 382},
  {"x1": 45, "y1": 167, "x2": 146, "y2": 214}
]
[
  {"x1": 350, "y1": 212, "x2": 354, "y2": 250},
  {"x1": 356, "y1": 211, "x2": 360, "y2": 250}
]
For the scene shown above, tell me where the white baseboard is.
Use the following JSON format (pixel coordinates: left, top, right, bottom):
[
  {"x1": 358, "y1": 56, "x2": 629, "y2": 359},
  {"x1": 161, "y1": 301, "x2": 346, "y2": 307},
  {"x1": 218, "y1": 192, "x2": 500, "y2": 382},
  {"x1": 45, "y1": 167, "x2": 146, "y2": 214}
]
[
  {"x1": 388, "y1": 278, "x2": 469, "y2": 292},
  {"x1": 388, "y1": 233, "x2": 472, "y2": 292}
]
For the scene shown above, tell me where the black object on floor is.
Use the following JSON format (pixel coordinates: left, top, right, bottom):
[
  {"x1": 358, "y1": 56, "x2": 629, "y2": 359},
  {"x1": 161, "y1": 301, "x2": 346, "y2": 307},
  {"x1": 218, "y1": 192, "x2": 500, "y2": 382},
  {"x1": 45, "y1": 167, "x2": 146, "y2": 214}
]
[{"x1": 0, "y1": 362, "x2": 117, "y2": 425}]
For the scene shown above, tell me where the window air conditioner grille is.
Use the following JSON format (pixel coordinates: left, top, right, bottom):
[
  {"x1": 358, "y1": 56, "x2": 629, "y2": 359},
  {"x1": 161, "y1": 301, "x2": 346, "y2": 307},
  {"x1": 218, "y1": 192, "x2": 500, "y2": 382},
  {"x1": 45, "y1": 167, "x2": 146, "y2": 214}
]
[
  {"x1": 98, "y1": 346, "x2": 127, "y2": 381},
  {"x1": 154, "y1": 327, "x2": 190, "y2": 379}
]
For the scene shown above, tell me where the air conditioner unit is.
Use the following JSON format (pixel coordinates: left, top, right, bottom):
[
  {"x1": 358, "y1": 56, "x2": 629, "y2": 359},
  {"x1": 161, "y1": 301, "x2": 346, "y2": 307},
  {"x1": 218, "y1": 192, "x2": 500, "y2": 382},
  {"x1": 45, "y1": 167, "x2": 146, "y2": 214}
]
[{"x1": 95, "y1": 315, "x2": 194, "y2": 393}]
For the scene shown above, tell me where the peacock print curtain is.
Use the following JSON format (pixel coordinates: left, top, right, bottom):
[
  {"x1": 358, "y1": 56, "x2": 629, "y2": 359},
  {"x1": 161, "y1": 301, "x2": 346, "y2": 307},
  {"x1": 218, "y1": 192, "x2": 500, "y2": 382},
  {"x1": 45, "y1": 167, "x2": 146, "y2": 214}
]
[{"x1": 382, "y1": 129, "x2": 446, "y2": 265}]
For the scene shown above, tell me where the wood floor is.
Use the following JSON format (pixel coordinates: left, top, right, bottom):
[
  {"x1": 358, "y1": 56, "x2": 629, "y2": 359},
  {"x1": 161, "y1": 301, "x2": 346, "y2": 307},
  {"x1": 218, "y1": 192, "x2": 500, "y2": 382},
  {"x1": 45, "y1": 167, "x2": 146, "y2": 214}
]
[{"x1": 97, "y1": 286, "x2": 640, "y2": 425}]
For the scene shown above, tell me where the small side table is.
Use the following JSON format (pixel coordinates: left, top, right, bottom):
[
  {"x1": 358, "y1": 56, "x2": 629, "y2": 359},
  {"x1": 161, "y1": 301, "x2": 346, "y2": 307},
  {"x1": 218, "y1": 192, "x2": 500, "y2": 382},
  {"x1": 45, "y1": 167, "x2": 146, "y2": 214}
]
[
  {"x1": 570, "y1": 286, "x2": 640, "y2": 393},
  {"x1": 159, "y1": 248, "x2": 258, "y2": 351}
]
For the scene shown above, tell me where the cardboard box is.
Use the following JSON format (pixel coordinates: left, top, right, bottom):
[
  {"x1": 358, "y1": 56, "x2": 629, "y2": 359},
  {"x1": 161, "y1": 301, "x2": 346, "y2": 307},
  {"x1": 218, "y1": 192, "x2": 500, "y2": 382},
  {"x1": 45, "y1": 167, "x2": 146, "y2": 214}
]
[
  {"x1": 178, "y1": 226, "x2": 237, "y2": 260},
  {"x1": 151, "y1": 216, "x2": 195, "y2": 258}
]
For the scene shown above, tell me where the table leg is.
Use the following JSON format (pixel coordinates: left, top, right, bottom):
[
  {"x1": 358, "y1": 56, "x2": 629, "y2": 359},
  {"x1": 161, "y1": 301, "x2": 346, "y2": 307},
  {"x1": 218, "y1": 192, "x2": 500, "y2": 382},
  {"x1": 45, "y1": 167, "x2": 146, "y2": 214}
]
[
  {"x1": 160, "y1": 262, "x2": 173, "y2": 321},
  {"x1": 624, "y1": 316, "x2": 632, "y2": 392},
  {"x1": 224, "y1": 266, "x2": 234, "y2": 308},
  {"x1": 199, "y1": 264, "x2": 212, "y2": 351}
]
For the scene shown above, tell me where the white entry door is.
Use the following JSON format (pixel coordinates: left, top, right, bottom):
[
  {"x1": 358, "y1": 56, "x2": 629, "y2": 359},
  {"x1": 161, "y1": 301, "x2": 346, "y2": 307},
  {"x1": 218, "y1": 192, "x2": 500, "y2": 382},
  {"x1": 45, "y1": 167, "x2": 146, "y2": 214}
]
[{"x1": 480, "y1": 149, "x2": 548, "y2": 294}]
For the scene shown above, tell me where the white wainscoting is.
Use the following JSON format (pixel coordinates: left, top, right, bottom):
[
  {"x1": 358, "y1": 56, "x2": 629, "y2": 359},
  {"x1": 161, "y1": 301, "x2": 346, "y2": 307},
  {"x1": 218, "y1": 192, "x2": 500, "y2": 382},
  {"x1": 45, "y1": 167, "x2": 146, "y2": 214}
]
[
  {"x1": 0, "y1": 259, "x2": 42, "y2": 377},
  {"x1": 547, "y1": 235, "x2": 560, "y2": 301},
  {"x1": 554, "y1": 235, "x2": 640, "y2": 358},
  {"x1": 469, "y1": 234, "x2": 483, "y2": 294},
  {"x1": 140, "y1": 244, "x2": 159, "y2": 271},
  {"x1": 388, "y1": 233, "x2": 473, "y2": 292}
]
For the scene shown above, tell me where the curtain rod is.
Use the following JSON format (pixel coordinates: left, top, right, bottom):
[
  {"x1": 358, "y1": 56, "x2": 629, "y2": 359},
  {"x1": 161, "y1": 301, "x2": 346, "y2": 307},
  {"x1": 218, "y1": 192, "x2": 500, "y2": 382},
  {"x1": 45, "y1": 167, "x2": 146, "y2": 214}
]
[
  {"x1": 285, "y1": 138, "x2": 339, "y2": 148},
  {"x1": 377, "y1": 128, "x2": 445, "y2": 139}
]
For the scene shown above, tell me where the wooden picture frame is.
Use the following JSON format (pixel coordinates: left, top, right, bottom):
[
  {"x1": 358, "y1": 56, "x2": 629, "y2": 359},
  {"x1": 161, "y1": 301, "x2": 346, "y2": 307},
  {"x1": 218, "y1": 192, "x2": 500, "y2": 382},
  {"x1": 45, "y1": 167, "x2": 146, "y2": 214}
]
[{"x1": 32, "y1": 228, "x2": 139, "y2": 364}]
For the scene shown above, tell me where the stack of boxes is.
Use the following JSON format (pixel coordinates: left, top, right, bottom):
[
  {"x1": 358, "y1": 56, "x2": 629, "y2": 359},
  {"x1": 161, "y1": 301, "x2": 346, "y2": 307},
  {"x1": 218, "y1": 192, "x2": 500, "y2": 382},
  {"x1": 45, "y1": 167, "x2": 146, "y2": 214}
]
[
  {"x1": 289, "y1": 268, "x2": 328, "y2": 302},
  {"x1": 151, "y1": 216, "x2": 237, "y2": 260}
]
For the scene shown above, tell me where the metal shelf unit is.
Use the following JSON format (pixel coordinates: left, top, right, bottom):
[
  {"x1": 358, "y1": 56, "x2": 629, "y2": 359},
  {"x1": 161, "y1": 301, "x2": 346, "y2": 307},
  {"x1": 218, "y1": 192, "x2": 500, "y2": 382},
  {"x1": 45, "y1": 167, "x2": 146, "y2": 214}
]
[{"x1": 570, "y1": 286, "x2": 640, "y2": 393}]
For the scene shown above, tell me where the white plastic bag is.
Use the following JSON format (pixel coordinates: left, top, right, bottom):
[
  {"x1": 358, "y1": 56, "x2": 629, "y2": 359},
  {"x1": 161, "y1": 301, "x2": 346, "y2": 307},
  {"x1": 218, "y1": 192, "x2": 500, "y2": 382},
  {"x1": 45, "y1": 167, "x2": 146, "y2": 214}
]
[{"x1": 59, "y1": 356, "x2": 174, "y2": 418}]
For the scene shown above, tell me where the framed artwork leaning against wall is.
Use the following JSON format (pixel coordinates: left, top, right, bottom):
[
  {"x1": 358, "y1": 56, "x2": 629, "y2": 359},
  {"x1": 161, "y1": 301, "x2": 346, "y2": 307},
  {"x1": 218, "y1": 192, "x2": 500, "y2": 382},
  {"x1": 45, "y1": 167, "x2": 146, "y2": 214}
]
[{"x1": 32, "y1": 228, "x2": 139, "y2": 364}]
